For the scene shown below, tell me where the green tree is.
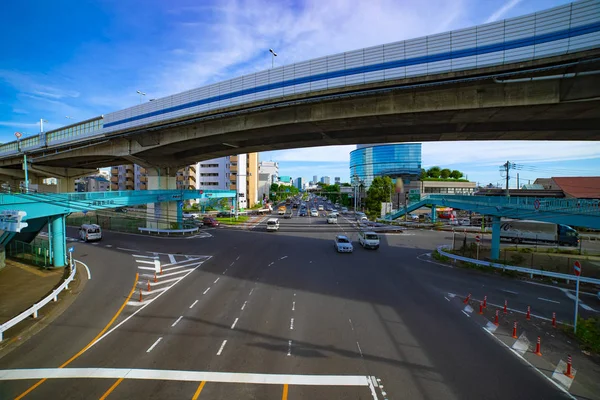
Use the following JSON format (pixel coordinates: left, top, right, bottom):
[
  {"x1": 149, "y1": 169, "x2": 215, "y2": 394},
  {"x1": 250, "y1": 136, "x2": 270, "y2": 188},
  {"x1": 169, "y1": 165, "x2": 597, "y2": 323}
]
[
  {"x1": 440, "y1": 168, "x2": 451, "y2": 179},
  {"x1": 450, "y1": 170, "x2": 463, "y2": 179},
  {"x1": 365, "y1": 176, "x2": 394, "y2": 219},
  {"x1": 426, "y1": 166, "x2": 441, "y2": 178},
  {"x1": 420, "y1": 168, "x2": 427, "y2": 180},
  {"x1": 218, "y1": 198, "x2": 230, "y2": 210}
]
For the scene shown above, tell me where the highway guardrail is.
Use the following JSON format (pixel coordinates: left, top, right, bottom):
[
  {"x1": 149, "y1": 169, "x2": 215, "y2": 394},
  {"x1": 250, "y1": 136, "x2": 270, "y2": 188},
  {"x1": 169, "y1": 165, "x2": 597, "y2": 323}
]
[
  {"x1": 437, "y1": 245, "x2": 600, "y2": 286},
  {"x1": 0, "y1": 261, "x2": 77, "y2": 342},
  {"x1": 138, "y1": 227, "x2": 199, "y2": 236}
]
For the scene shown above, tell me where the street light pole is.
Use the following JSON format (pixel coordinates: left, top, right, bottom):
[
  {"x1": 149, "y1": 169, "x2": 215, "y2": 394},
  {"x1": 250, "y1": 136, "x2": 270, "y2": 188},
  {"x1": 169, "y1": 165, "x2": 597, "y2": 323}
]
[
  {"x1": 136, "y1": 90, "x2": 146, "y2": 104},
  {"x1": 269, "y1": 49, "x2": 278, "y2": 69}
]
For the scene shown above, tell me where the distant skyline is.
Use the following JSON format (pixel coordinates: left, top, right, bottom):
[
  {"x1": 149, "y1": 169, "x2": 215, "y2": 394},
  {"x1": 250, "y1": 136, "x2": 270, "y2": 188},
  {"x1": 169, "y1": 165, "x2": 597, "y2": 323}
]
[{"x1": 1, "y1": 0, "x2": 598, "y2": 185}]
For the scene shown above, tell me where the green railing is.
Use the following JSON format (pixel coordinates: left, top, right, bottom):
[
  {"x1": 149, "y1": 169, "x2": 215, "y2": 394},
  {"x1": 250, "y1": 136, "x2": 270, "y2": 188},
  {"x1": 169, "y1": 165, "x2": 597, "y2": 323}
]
[
  {"x1": 67, "y1": 214, "x2": 197, "y2": 234},
  {"x1": 6, "y1": 238, "x2": 52, "y2": 268}
]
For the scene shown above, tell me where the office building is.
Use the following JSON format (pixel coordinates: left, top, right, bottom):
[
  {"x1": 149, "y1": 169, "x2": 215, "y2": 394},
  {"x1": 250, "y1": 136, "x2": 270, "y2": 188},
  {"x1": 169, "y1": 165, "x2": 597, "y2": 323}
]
[
  {"x1": 320, "y1": 176, "x2": 330, "y2": 185},
  {"x1": 259, "y1": 161, "x2": 279, "y2": 181},
  {"x1": 258, "y1": 161, "x2": 279, "y2": 202},
  {"x1": 278, "y1": 176, "x2": 293, "y2": 186},
  {"x1": 111, "y1": 164, "x2": 148, "y2": 191},
  {"x1": 335, "y1": 177, "x2": 341, "y2": 185},
  {"x1": 313, "y1": 175, "x2": 318, "y2": 184},
  {"x1": 295, "y1": 177, "x2": 304, "y2": 191}
]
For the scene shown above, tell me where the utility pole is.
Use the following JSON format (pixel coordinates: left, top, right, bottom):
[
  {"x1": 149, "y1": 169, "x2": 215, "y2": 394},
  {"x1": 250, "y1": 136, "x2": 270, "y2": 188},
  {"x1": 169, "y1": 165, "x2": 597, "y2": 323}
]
[
  {"x1": 517, "y1": 173, "x2": 519, "y2": 190},
  {"x1": 504, "y1": 160, "x2": 510, "y2": 198}
]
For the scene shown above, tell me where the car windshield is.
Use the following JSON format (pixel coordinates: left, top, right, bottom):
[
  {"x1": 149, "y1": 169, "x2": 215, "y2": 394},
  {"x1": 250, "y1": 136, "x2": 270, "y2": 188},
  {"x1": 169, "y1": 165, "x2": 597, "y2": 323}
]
[
  {"x1": 365, "y1": 234, "x2": 378, "y2": 240},
  {"x1": 337, "y1": 238, "x2": 349, "y2": 243}
]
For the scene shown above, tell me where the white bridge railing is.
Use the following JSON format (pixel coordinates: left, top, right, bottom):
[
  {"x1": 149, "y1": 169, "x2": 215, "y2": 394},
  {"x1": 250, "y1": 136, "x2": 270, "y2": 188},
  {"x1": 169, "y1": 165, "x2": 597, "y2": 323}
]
[
  {"x1": 436, "y1": 245, "x2": 600, "y2": 285},
  {"x1": 138, "y1": 227, "x2": 199, "y2": 236},
  {"x1": 0, "y1": 262, "x2": 77, "y2": 342}
]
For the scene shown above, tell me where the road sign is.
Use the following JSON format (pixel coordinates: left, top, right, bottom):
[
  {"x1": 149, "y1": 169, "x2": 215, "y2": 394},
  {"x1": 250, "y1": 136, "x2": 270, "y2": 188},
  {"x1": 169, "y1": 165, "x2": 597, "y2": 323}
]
[
  {"x1": 68, "y1": 247, "x2": 74, "y2": 253},
  {"x1": 14, "y1": 132, "x2": 22, "y2": 139},
  {"x1": 475, "y1": 235, "x2": 481, "y2": 243},
  {"x1": 574, "y1": 260, "x2": 581, "y2": 276},
  {"x1": 199, "y1": 190, "x2": 204, "y2": 195},
  {"x1": 534, "y1": 199, "x2": 541, "y2": 210}
]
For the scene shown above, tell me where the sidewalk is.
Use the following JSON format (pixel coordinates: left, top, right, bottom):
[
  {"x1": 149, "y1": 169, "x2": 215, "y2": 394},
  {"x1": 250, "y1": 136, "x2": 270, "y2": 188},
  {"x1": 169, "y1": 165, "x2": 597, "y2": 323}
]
[{"x1": 0, "y1": 260, "x2": 64, "y2": 335}]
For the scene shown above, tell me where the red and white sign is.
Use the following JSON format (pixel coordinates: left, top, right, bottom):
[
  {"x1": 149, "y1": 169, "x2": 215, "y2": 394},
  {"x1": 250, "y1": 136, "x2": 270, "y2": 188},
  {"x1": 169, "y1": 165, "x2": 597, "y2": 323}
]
[
  {"x1": 574, "y1": 260, "x2": 582, "y2": 276},
  {"x1": 475, "y1": 235, "x2": 481, "y2": 243},
  {"x1": 199, "y1": 190, "x2": 204, "y2": 195},
  {"x1": 14, "y1": 132, "x2": 22, "y2": 139}
]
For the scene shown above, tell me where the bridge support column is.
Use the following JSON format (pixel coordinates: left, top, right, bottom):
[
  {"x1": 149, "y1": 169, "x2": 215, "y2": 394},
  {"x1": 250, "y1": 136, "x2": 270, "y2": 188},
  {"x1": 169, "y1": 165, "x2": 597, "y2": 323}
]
[
  {"x1": 431, "y1": 205, "x2": 437, "y2": 223},
  {"x1": 491, "y1": 216, "x2": 501, "y2": 261},
  {"x1": 146, "y1": 168, "x2": 181, "y2": 230},
  {"x1": 50, "y1": 214, "x2": 66, "y2": 268}
]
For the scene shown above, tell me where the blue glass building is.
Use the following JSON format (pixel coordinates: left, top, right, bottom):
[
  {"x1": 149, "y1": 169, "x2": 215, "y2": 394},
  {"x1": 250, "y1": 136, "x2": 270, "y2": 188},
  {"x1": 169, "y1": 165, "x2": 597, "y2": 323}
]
[{"x1": 349, "y1": 143, "x2": 422, "y2": 189}]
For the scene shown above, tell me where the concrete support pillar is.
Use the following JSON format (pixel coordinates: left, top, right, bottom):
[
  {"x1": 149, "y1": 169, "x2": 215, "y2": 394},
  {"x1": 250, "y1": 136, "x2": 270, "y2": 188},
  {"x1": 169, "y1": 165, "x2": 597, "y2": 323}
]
[
  {"x1": 491, "y1": 216, "x2": 501, "y2": 261},
  {"x1": 146, "y1": 168, "x2": 181, "y2": 230},
  {"x1": 58, "y1": 177, "x2": 77, "y2": 193},
  {"x1": 431, "y1": 205, "x2": 437, "y2": 223},
  {"x1": 50, "y1": 214, "x2": 66, "y2": 268}
]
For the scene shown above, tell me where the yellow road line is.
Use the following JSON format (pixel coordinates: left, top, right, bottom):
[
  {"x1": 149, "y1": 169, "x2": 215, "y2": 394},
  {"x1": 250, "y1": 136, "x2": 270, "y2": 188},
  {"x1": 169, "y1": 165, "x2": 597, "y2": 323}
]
[
  {"x1": 14, "y1": 273, "x2": 139, "y2": 400},
  {"x1": 191, "y1": 381, "x2": 206, "y2": 399},
  {"x1": 282, "y1": 384, "x2": 289, "y2": 400},
  {"x1": 99, "y1": 378, "x2": 124, "y2": 400}
]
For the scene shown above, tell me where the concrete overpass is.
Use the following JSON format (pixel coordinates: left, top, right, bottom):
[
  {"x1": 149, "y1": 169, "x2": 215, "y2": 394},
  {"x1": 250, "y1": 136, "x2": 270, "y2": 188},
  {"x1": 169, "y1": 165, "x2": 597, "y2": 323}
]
[{"x1": 0, "y1": 0, "x2": 596, "y2": 189}]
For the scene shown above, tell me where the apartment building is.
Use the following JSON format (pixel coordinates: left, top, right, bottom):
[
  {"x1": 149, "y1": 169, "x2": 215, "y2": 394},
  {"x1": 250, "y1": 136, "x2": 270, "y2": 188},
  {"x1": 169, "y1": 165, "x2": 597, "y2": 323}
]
[
  {"x1": 176, "y1": 165, "x2": 197, "y2": 190},
  {"x1": 229, "y1": 153, "x2": 259, "y2": 209},
  {"x1": 110, "y1": 164, "x2": 148, "y2": 191}
]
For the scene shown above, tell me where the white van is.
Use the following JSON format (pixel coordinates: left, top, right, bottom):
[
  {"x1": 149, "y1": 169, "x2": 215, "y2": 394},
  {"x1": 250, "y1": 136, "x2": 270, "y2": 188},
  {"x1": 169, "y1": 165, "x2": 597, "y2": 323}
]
[
  {"x1": 266, "y1": 218, "x2": 280, "y2": 232},
  {"x1": 358, "y1": 231, "x2": 380, "y2": 250},
  {"x1": 79, "y1": 224, "x2": 102, "y2": 242}
]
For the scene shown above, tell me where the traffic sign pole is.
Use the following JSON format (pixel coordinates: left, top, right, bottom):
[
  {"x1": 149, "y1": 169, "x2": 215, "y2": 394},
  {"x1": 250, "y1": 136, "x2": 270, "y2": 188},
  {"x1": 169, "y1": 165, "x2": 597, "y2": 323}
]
[
  {"x1": 573, "y1": 260, "x2": 581, "y2": 333},
  {"x1": 475, "y1": 235, "x2": 481, "y2": 260}
]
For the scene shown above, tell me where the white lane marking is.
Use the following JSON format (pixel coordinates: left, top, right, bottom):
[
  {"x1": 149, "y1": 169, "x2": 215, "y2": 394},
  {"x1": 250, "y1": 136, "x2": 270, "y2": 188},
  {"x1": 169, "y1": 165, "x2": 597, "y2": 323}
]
[
  {"x1": 444, "y1": 296, "x2": 450, "y2": 301},
  {"x1": 161, "y1": 263, "x2": 199, "y2": 272},
  {"x1": 356, "y1": 342, "x2": 363, "y2": 357},
  {"x1": 290, "y1": 318, "x2": 294, "y2": 330},
  {"x1": 171, "y1": 316, "x2": 183, "y2": 327},
  {"x1": 538, "y1": 297, "x2": 560, "y2": 304},
  {"x1": 280, "y1": 256, "x2": 288, "y2": 260},
  {"x1": 91, "y1": 243, "x2": 99, "y2": 245},
  {"x1": 75, "y1": 260, "x2": 91, "y2": 280},
  {"x1": 560, "y1": 289, "x2": 597, "y2": 312},
  {"x1": 105, "y1": 244, "x2": 113, "y2": 248},
  {"x1": 268, "y1": 262, "x2": 274, "y2": 266},
  {"x1": 482, "y1": 328, "x2": 577, "y2": 399},
  {"x1": 161, "y1": 258, "x2": 204, "y2": 268},
  {"x1": 203, "y1": 287, "x2": 211, "y2": 295},
  {"x1": 287, "y1": 340, "x2": 292, "y2": 356},
  {"x1": 223, "y1": 269, "x2": 228, "y2": 275},
  {"x1": 348, "y1": 318, "x2": 354, "y2": 331},
  {"x1": 236, "y1": 255, "x2": 240, "y2": 261},
  {"x1": 168, "y1": 254, "x2": 176, "y2": 264},
  {"x1": 524, "y1": 281, "x2": 598, "y2": 297},
  {"x1": 461, "y1": 310, "x2": 471, "y2": 318},
  {"x1": 241, "y1": 301, "x2": 247, "y2": 311},
  {"x1": 230, "y1": 261, "x2": 235, "y2": 267},
  {"x1": 500, "y1": 289, "x2": 519, "y2": 295},
  {"x1": 367, "y1": 377, "x2": 378, "y2": 400},
  {"x1": 249, "y1": 289, "x2": 254, "y2": 296},
  {"x1": 157, "y1": 269, "x2": 195, "y2": 279},
  {"x1": 189, "y1": 300, "x2": 199, "y2": 309},
  {"x1": 136, "y1": 260, "x2": 157, "y2": 265},
  {"x1": 214, "y1": 277, "x2": 220, "y2": 284},
  {"x1": 132, "y1": 255, "x2": 158, "y2": 259},
  {"x1": 137, "y1": 266, "x2": 156, "y2": 271},
  {"x1": 117, "y1": 247, "x2": 137, "y2": 252},
  {"x1": 146, "y1": 337, "x2": 163, "y2": 353},
  {"x1": 216, "y1": 340, "x2": 227, "y2": 355},
  {"x1": 293, "y1": 293, "x2": 296, "y2": 297},
  {"x1": 483, "y1": 301, "x2": 573, "y2": 326},
  {"x1": 231, "y1": 318, "x2": 239, "y2": 329},
  {"x1": 0, "y1": 368, "x2": 373, "y2": 386},
  {"x1": 292, "y1": 301, "x2": 295, "y2": 311},
  {"x1": 416, "y1": 253, "x2": 453, "y2": 268},
  {"x1": 370, "y1": 376, "x2": 379, "y2": 388}
]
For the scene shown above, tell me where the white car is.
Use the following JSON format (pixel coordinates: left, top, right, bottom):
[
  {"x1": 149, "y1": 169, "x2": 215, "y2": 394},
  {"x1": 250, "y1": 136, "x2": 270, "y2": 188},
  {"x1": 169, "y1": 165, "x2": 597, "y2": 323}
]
[
  {"x1": 310, "y1": 209, "x2": 319, "y2": 217},
  {"x1": 358, "y1": 231, "x2": 380, "y2": 250},
  {"x1": 266, "y1": 218, "x2": 279, "y2": 231},
  {"x1": 334, "y1": 235, "x2": 353, "y2": 253},
  {"x1": 327, "y1": 214, "x2": 338, "y2": 224}
]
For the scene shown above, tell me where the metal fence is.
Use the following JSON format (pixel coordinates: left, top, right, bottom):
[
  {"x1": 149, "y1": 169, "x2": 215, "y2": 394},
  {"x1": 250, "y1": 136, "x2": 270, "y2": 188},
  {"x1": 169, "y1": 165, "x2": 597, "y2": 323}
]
[{"x1": 6, "y1": 239, "x2": 52, "y2": 268}]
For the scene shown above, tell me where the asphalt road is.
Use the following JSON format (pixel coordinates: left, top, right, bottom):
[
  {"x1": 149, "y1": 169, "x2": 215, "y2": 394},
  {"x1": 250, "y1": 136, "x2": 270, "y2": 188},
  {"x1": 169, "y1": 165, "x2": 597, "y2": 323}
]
[{"x1": 0, "y1": 200, "x2": 589, "y2": 399}]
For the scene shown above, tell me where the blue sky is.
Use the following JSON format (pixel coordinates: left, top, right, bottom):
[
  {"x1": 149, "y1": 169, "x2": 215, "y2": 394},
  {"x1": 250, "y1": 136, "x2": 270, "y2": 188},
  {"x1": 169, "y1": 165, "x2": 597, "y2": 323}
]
[{"x1": 1, "y1": 0, "x2": 598, "y2": 186}]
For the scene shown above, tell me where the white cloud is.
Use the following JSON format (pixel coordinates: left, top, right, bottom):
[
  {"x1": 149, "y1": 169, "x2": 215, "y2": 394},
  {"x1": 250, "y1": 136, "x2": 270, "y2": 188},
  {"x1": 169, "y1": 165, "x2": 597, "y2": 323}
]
[
  {"x1": 0, "y1": 70, "x2": 80, "y2": 100},
  {"x1": 150, "y1": 0, "x2": 468, "y2": 96},
  {"x1": 485, "y1": 0, "x2": 522, "y2": 23}
]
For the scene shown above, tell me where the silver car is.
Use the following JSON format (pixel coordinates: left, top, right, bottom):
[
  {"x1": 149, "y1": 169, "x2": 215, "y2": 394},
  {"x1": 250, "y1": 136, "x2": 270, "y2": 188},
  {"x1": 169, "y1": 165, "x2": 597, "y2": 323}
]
[{"x1": 334, "y1": 235, "x2": 353, "y2": 253}]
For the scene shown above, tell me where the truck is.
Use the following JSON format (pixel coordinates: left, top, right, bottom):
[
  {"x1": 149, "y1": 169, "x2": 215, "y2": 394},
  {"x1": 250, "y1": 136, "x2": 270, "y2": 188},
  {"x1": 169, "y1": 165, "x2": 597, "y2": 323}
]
[
  {"x1": 500, "y1": 219, "x2": 579, "y2": 247},
  {"x1": 257, "y1": 204, "x2": 273, "y2": 214},
  {"x1": 277, "y1": 205, "x2": 287, "y2": 215}
]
